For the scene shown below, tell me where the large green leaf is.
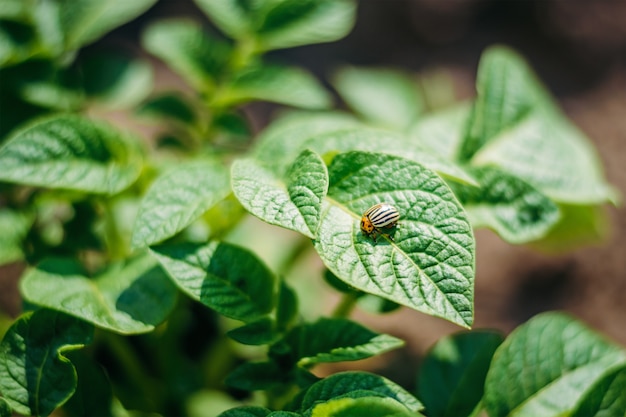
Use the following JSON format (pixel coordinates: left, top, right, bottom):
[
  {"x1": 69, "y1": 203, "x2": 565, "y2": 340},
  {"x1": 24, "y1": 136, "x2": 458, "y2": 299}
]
[
  {"x1": 273, "y1": 318, "x2": 403, "y2": 367},
  {"x1": 20, "y1": 254, "x2": 177, "y2": 334},
  {"x1": 449, "y1": 166, "x2": 560, "y2": 244},
  {"x1": 333, "y1": 66, "x2": 422, "y2": 130},
  {"x1": 315, "y1": 151, "x2": 475, "y2": 328},
  {"x1": 217, "y1": 64, "x2": 332, "y2": 109},
  {"x1": 292, "y1": 371, "x2": 423, "y2": 415},
  {"x1": 142, "y1": 18, "x2": 230, "y2": 93},
  {"x1": 194, "y1": 0, "x2": 356, "y2": 51},
  {"x1": 232, "y1": 149, "x2": 328, "y2": 238},
  {"x1": 484, "y1": 312, "x2": 626, "y2": 417},
  {"x1": 131, "y1": 160, "x2": 230, "y2": 249},
  {"x1": 0, "y1": 309, "x2": 93, "y2": 417},
  {"x1": 572, "y1": 365, "x2": 626, "y2": 417},
  {"x1": 408, "y1": 103, "x2": 470, "y2": 161},
  {"x1": 0, "y1": 208, "x2": 32, "y2": 264},
  {"x1": 417, "y1": 331, "x2": 503, "y2": 417},
  {"x1": 0, "y1": 114, "x2": 143, "y2": 194},
  {"x1": 150, "y1": 240, "x2": 276, "y2": 322}
]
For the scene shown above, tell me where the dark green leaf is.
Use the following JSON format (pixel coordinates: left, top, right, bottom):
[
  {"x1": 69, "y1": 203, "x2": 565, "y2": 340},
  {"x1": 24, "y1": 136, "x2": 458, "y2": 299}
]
[
  {"x1": 227, "y1": 318, "x2": 278, "y2": 345},
  {"x1": 417, "y1": 331, "x2": 503, "y2": 417},
  {"x1": 218, "y1": 406, "x2": 272, "y2": 417},
  {"x1": 276, "y1": 280, "x2": 298, "y2": 331},
  {"x1": 0, "y1": 208, "x2": 32, "y2": 264},
  {"x1": 315, "y1": 151, "x2": 475, "y2": 328},
  {"x1": 137, "y1": 92, "x2": 199, "y2": 127},
  {"x1": 150, "y1": 240, "x2": 276, "y2": 322},
  {"x1": 295, "y1": 371, "x2": 423, "y2": 414},
  {"x1": 142, "y1": 18, "x2": 230, "y2": 93},
  {"x1": 0, "y1": 114, "x2": 143, "y2": 194},
  {"x1": 0, "y1": 398, "x2": 10, "y2": 417},
  {"x1": 0, "y1": 20, "x2": 37, "y2": 67},
  {"x1": 449, "y1": 166, "x2": 560, "y2": 244},
  {"x1": 275, "y1": 318, "x2": 403, "y2": 367},
  {"x1": 572, "y1": 365, "x2": 626, "y2": 417},
  {"x1": 225, "y1": 361, "x2": 286, "y2": 391},
  {"x1": 62, "y1": 351, "x2": 113, "y2": 417},
  {"x1": 20, "y1": 254, "x2": 177, "y2": 334},
  {"x1": 219, "y1": 64, "x2": 332, "y2": 109},
  {"x1": 484, "y1": 312, "x2": 626, "y2": 417},
  {"x1": 131, "y1": 160, "x2": 230, "y2": 249},
  {"x1": 333, "y1": 66, "x2": 422, "y2": 130},
  {"x1": 232, "y1": 149, "x2": 328, "y2": 238},
  {"x1": 0, "y1": 309, "x2": 94, "y2": 417}
]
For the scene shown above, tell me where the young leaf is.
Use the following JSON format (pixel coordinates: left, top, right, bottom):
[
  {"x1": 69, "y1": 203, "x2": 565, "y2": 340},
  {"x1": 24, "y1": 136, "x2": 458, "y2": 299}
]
[
  {"x1": 294, "y1": 371, "x2": 423, "y2": 414},
  {"x1": 408, "y1": 103, "x2": 470, "y2": 161},
  {"x1": 484, "y1": 312, "x2": 626, "y2": 417},
  {"x1": 194, "y1": 0, "x2": 356, "y2": 52},
  {"x1": 131, "y1": 160, "x2": 230, "y2": 249},
  {"x1": 55, "y1": 0, "x2": 158, "y2": 50},
  {"x1": 417, "y1": 331, "x2": 503, "y2": 417},
  {"x1": 310, "y1": 396, "x2": 421, "y2": 417},
  {"x1": 218, "y1": 406, "x2": 272, "y2": 417},
  {"x1": 315, "y1": 151, "x2": 475, "y2": 328},
  {"x1": 218, "y1": 64, "x2": 332, "y2": 109},
  {"x1": 142, "y1": 18, "x2": 230, "y2": 93},
  {"x1": 150, "y1": 240, "x2": 276, "y2": 322},
  {"x1": 0, "y1": 114, "x2": 143, "y2": 194},
  {"x1": 20, "y1": 254, "x2": 177, "y2": 334},
  {"x1": 0, "y1": 209, "x2": 32, "y2": 265},
  {"x1": 449, "y1": 166, "x2": 560, "y2": 244},
  {"x1": 333, "y1": 67, "x2": 422, "y2": 130},
  {"x1": 571, "y1": 365, "x2": 626, "y2": 417},
  {"x1": 274, "y1": 318, "x2": 403, "y2": 367},
  {"x1": 0, "y1": 309, "x2": 94, "y2": 417},
  {"x1": 232, "y1": 149, "x2": 328, "y2": 238}
]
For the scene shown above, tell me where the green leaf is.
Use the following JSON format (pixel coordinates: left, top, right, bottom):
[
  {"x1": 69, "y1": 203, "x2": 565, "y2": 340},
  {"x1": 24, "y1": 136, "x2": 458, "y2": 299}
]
[
  {"x1": 78, "y1": 49, "x2": 153, "y2": 109},
  {"x1": 449, "y1": 166, "x2": 560, "y2": 244},
  {"x1": 333, "y1": 67, "x2": 422, "y2": 130},
  {"x1": 417, "y1": 331, "x2": 503, "y2": 417},
  {"x1": 0, "y1": 20, "x2": 38, "y2": 67},
  {"x1": 20, "y1": 254, "x2": 177, "y2": 334},
  {"x1": 294, "y1": 371, "x2": 423, "y2": 414},
  {"x1": 225, "y1": 361, "x2": 286, "y2": 391},
  {"x1": 0, "y1": 398, "x2": 10, "y2": 417},
  {"x1": 227, "y1": 318, "x2": 278, "y2": 345},
  {"x1": 315, "y1": 151, "x2": 475, "y2": 328},
  {"x1": 131, "y1": 160, "x2": 230, "y2": 249},
  {"x1": 56, "y1": 0, "x2": 158, "y2": 51},
  {"x1": 62, "y1": 351, "x2": 113, "y2": 417},
  {"x1": 150, "y1": 240, "x2": 276, "y2": 322},
  {"x1": 194, "y1": 0, "x2": 356, "y2": 51},
  {"x1": 572, "y1": 365, "x2": 626, "y2": 417},
  {"x1": 218, "y1": 406, "x2": 272, "y2": 417},
  {"x1": 0, "y1": 114, "x2": 143, "y2": 194},
  {"x1": 275, "y1": 280, "x2": 298, "y2": 331},
  {"x1": 137, "y1": 92, "x2": 199, "y2": 127},
  {"x1": 218, "y1": 64, "x2": 332, "y2": 109},
  {"x1": 0, "y1": 309, "x2": 94, "y2": 417},
  {"x1": 472, "y1": 116, "x2": 618, "y2": 204},
  {"x1": 142, "y1": 18, "x2": 230, "y2": 93},
  {"x1": 0, "y1": 208, "x2": 32, "y2": 264},
  {"x1": 408, "y1": 103, "x2": 470, "y2": 161},
  {"x1": 310, "y1": 396, "x2": 420, "y2": 417},
  {"x1": 272, "y1": 318, "x2": 402, "y2": 367},
  {"x1": 484, "y1": 312, "x2": 626, "y2": 417},
  {"x1": 232, "y1": 149, "x2": 328, "y2": 238}
]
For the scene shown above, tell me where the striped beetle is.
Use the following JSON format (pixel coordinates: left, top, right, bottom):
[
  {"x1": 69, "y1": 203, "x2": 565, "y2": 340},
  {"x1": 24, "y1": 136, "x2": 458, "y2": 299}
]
[{"x1": 360, "y1": 202, "x2": 400, "y2": 242}]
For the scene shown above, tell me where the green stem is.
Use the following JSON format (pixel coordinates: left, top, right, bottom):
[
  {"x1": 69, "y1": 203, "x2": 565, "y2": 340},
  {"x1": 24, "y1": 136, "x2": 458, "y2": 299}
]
[{"x1": 331, "y1": 292, "x2": 360, "y2": 318}]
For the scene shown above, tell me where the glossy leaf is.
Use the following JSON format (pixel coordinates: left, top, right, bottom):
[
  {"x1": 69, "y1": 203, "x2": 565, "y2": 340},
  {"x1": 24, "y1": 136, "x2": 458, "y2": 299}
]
[
  {"x1": 484, "y1": 312, "x2": 626, "y2": 417},
  {"x1": 310, "y1": 396, "x2": 419, "y2": 417},
  {"x1": 572, "y1": 365, "x2": 626, "y2": 417},
  {"x1": 0, "y1": 209, "x2": 32, "y2": 264},
  {"x1": 218, "y1": 64, "x2": 332, "y2": 109},
  {"x1": 417, "y1": 331, "x2": 503, "y2": 417},
  {"x1": 449, "y1": 166, "x2": 560, "y2": 244},
  {"x1": 131, "y1": 160, "x2": 230, "y2": 249},
  {"x1": 315, "y1": 151, "x2": 475, "y2": 328},
  {"x1": 408, "y1": 103, "x2": 470, "y2": 161},
  {"x1": 20, "y1": 255, "x2": 177, "y2": 334},
  {"x1": 232, "y1": 149, "x2": 328, "y2": 238},
  {"x1": 0, "y1": 309, "x2": 93, "y2": 417},
  {"x1": 150, "y1": 240, "x2": 276, "y2": 322},
  {"x1": 274, "y1": 318, "x2": 403, "y2": 367},
  {"x1": 0, "y1": 115, "x2": 142, "y2": 194},
  {"x1": 333, "y1": 66, "x2": 422, "y2": 130},
  {"x1": 142, "y1": 18, "x2": 230, "y2": 93},
  {"x1": 194, "y1": 0, "x2": 356, "y2": 52},
  {"x1": 294, "y1": 371, "x2": 423, "y2": 414}
]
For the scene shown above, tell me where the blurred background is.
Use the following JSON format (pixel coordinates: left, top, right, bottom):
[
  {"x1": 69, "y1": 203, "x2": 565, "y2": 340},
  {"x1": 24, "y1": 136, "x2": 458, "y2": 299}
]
[{"x1": 1, "y1": 0, "x2": 625, "y2": 390}]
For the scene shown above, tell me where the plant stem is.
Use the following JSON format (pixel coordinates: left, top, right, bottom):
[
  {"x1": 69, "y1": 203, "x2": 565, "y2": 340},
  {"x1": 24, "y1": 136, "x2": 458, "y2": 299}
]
[{"x1": 331, "y1": 292, "x2": 360, "y2": 318}]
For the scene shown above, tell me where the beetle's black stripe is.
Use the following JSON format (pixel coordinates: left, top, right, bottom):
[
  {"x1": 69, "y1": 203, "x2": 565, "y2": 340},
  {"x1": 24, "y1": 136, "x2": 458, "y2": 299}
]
[{"x1": 369, "y1": 207, "x2": 399, "y2": 227}]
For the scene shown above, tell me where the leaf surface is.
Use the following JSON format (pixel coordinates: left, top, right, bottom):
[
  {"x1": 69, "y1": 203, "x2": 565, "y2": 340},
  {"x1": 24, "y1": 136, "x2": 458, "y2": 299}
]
[
  {"x1": 0, "y1": 309, "x2": 93, "y2": 417},
  {"x1": 315, "y1": 152, "x2": 475, "y2": 327},
  {"x1": 20, "y1": 255, "x2": 177, "y2": 334},
  {"x1": 150, "y1": 241, "x2": 275, "y2": 322},
  {"x1": 0, "y1": 209, "x2": 32, "y2": 264},
  {"x1": 0, "y1": 115, "x2": 142, "y2": 194}
]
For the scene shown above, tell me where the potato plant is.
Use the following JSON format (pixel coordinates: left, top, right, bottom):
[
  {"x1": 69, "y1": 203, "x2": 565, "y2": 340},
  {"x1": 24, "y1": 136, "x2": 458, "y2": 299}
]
[{"x1": 0, "y1": 1, "x2": 624, "y2": 416}]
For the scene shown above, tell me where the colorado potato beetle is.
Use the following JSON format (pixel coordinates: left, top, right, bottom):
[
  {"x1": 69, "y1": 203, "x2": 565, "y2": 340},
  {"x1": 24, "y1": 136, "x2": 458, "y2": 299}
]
[{"x1": 360, "y1": 202, "x2": 400, "y2": 241}]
